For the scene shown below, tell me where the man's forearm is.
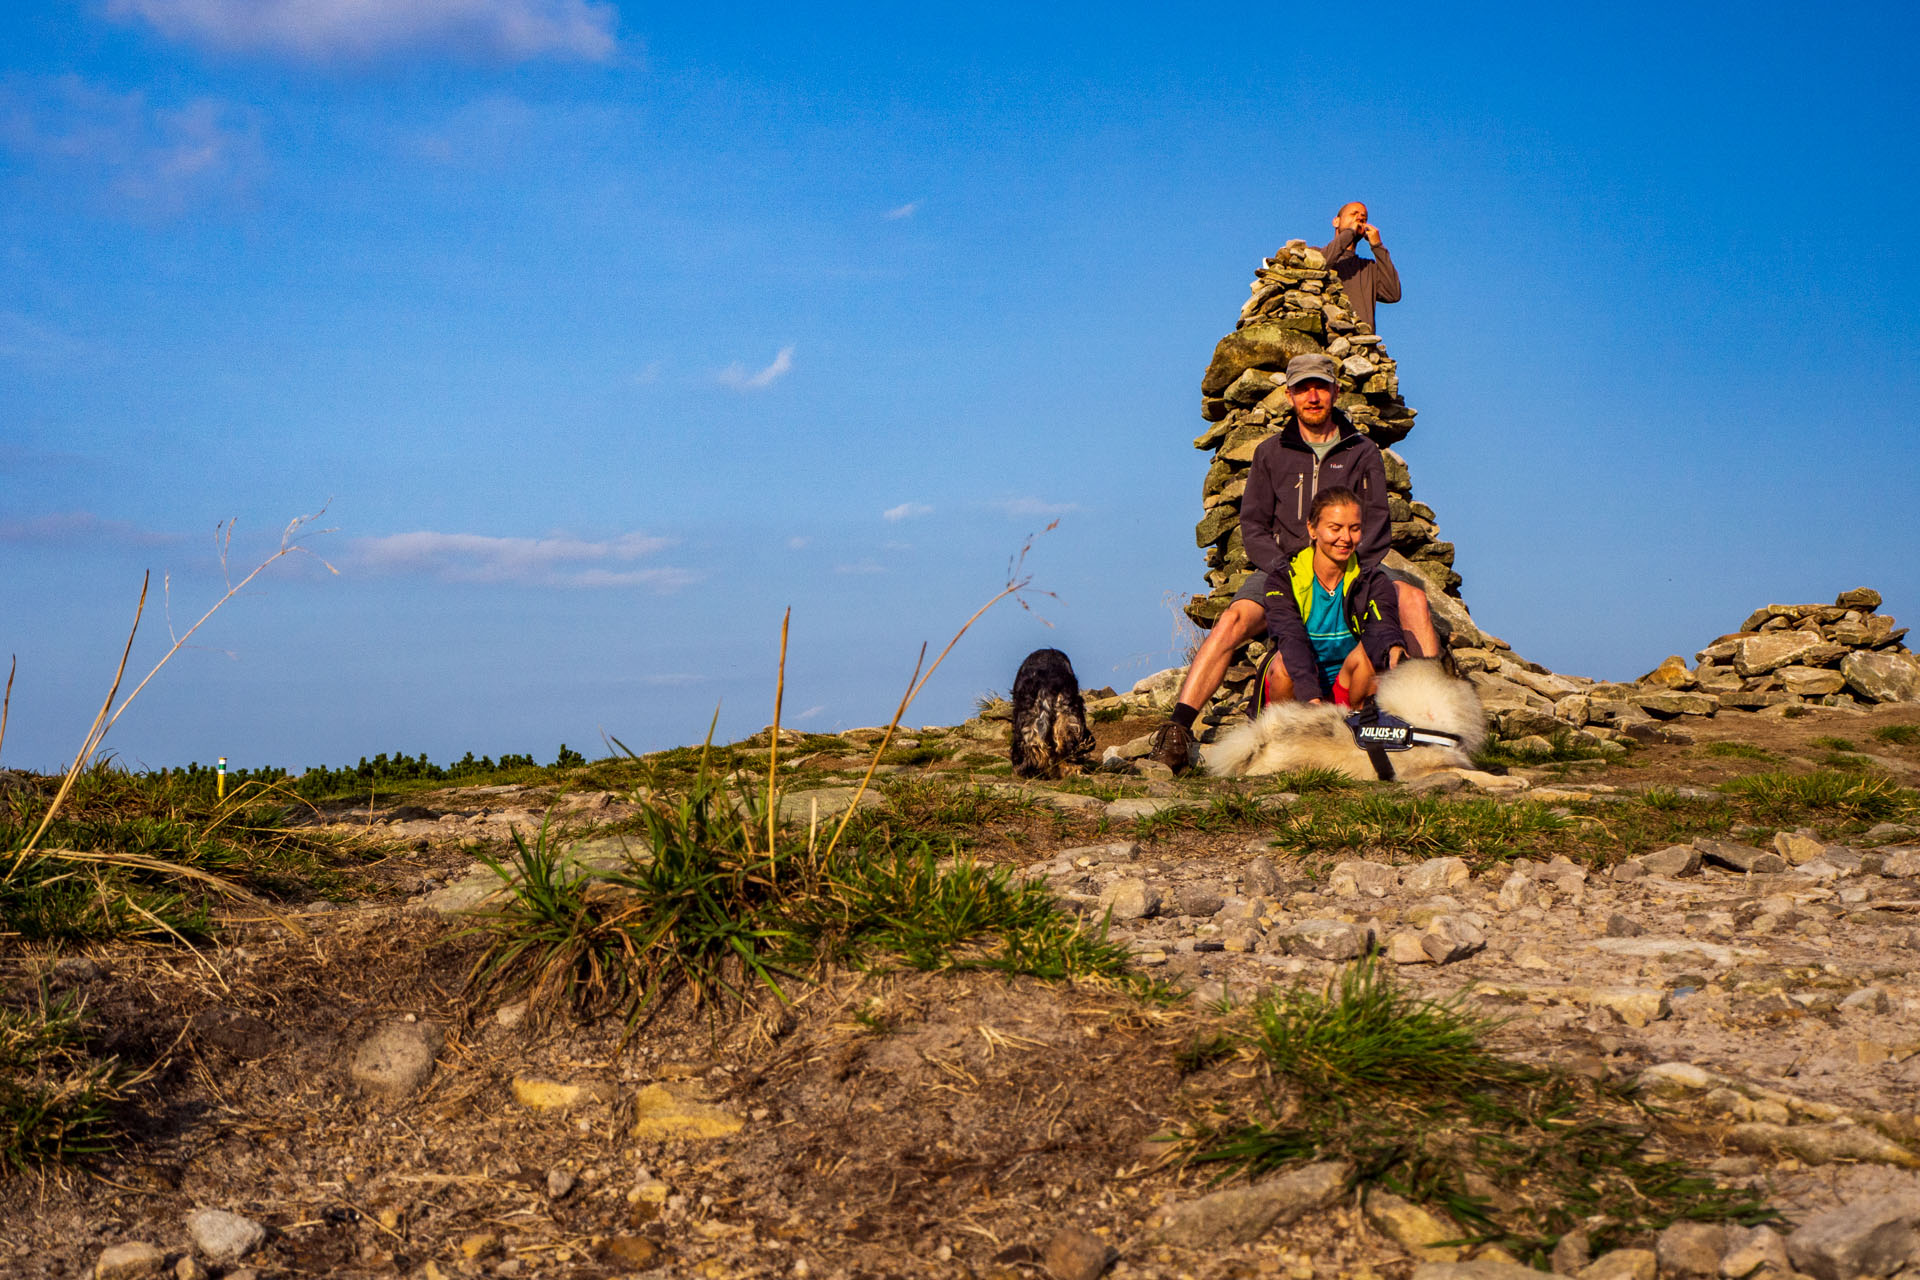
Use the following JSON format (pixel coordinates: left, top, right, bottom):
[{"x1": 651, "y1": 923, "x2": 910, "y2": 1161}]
[{"x1": 1368, "y1": 243, "x2": 1402, "y2": 303}]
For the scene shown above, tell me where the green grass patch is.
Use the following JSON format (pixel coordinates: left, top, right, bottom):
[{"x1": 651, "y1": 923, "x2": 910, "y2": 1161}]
[
  {"x1": 463, "y1": 764, "x2": 1153, "y2": 1029},
  {"x1": 1474, "y1": 730, "x2": 1613, "y2": 770},
  {"x1": 1267, "y1": 794, "x2": 1571, "y2": 867},
  {"x1": 1718, "y1": 770, "x2": 1916, "y2": 824},
  {"x1": 1874, "y1": 725, "x2": 1920, "y2": 747},
  {"x1": 0, "y1": 983, "x2": 127, "y2": 1176},
  {"x1": 1183, "y1": 961, "x2": 1772, "y2": 1261},
  {"x1": 0, "y1": 765, "x2": 380, "y2": 943},
  {"x1": 1701, "y1": 741, "x2": 1775, "y2": 760},
  {"x1": 1810, "y1": 736, "x2": 1857, "y2": 752}
]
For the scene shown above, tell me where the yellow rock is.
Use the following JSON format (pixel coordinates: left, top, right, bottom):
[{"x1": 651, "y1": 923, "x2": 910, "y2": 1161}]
[
  {"x1": 1363, "y1": 1190, "x2": 1461, "y2": 1262},
  {"x1": 459, "y1": 1233, "x2": 499, "y2": 1260},
  {"x1": 513, "y1": 1075, "x2": 613, "y2": 1111},
  {"x1": 631, "y1": 1084, "x2": 745, "y2": 1140}
]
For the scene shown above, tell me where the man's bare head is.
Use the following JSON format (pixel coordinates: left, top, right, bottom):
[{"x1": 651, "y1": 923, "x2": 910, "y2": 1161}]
[{"x1": 1333, "y1": 201, "x2": 1369, "y2": 231}]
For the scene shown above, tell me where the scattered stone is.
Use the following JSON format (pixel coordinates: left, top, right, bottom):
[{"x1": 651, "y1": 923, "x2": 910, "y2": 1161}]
[
  {"x1": 1147, "y1": 1160, "x2": 1349, "y2": 1245},
  {"x1": 459, "y1": 1233, "x2": 500, "y2": 1261},
  {"x1": 1729, "y1": 1122, "x2": 1920, "y2": 1168},
  {"x1": 1279, "y1": 919, "x2": 1373, "y2": 961},
  {"x1": 1364, "y1": 1190, "x2": 1461, "y2": 1262},
  {"x1": 1654, "y1": 1223, "x2": 1726, "y2": 1278},
  {"x1": 1172, "y1": 883, "x2": 1226, "y2": 917},
  {"x1": 1635, "y1": 844, "x2": 1701, "y2": 877},
  {"x1": 1422, "y1": 916, "x2": 1486, "y2": 964},
  {"x1": 1775, "y1": 831, "x2": 1827, "y2": 865},
  {"x1": 630, "y1": 1084, "x2": 745, "y2": 1141},
  {"x1": 1099, "y1": 878, "x2": 1162, "y2": 921},
  {"x1": 1843, "y1": 651, "x2": 1920, "y2": 704},
  {"x1": 1786, "y1": 1193, "x2": 1920, "y2": 1280},
  {"x1": 173, "y1": 1258, "x2": 208, "y2": 1280},
  {"x1": 1496, "y1": 871, "x2": 1542, "y2": 911},
  {"x1": 348, "y1": 1021, "x2": 442, "y2": 1100},
  {"x1": 1330, "y1": 860, "x2": 1398, "y2": 898},
  {"x1": 1693, "y1": 837, "x2": 1787, "y2": 873},
  {"x1": 1604, "y1": 913, "x2": 1644, "y2": 937},
  {"x1": 512, "y1": 1076, "x2": 615, "y2": 1111},
  {"x1": 1042, "y1": 1227, "x2": 1115, "y2": 1280},
  {"x1": 1413, "y1": 1262, "x2": 1554, "y2": 1280},
  {"x1": 547, "y1": 1169, "x2": 576, "y2": 1199},
  {"x1": 94, "y1": 1242, "x2": 166, "y2": 1280},
  {"x1": 1719, "y1": 1225, "x2": 1789, "y2": 1279},
  {"x1": 600, "y1": 1237, "x2": 663, "y2": 1268},
  {"x1": 1404, "y1": 857, "x2": 1470, "y2": 894},
  {"x1": 185, "y1": 1209, "x2": 267, "y2": 1264},
  {"x1": 1584, "y1": 987, "x2": 1670, "y2": 1028},
  {"x1": 1061, "y1": 841, "x2": 1141, "y2": 864},
  {"x1": 1550, "y1": 1230, "x2": 1592, "y2": 1276},
  {"x1": 1104, "y1": 797, "x2": 1197, "y2": 821},
  {"x1": 1244, "y1": 856, "x2": 1285, "y2": 898},
  {"x1": 1840, "y1": 988, "x2": 1892, "y2": 1014},
  {"x1": 1576, "y1": 1249, "x2": 1656, "y2": 1280}
]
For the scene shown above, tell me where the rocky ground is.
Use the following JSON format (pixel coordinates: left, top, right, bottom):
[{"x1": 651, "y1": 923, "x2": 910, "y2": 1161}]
[{"x1": 9, "y1": 686, "x2": 1920, "y2": 1280}]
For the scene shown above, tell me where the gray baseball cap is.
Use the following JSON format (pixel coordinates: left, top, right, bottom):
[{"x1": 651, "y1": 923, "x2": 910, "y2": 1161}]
[{"x1": 1284, "y1": 353, "x2": 1340, "y2": 388}]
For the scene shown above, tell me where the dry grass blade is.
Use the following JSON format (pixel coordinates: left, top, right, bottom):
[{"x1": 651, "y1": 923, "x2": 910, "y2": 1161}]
[
  {"x1": 767, "y1": 607, "x2": 790, "y2": 856},
  {"x1": 0, "y1": 654, "x2": 14, "y2": 764}
]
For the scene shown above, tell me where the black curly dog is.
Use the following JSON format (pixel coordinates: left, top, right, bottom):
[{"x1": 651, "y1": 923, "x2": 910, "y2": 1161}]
[{"x1": 1009, "y1": 648, "x2": 1097, "y2": 778}]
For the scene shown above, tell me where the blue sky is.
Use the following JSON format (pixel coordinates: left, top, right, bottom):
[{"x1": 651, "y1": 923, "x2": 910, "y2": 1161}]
[{"x1": 3, "y1": 1, "x2": 1917, "y2": 773}]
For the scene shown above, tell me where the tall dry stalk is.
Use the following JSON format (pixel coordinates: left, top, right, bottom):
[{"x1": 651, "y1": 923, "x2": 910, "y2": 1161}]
[{"x1": 12, "y1": 509, "x2": 335, "y2": 867}]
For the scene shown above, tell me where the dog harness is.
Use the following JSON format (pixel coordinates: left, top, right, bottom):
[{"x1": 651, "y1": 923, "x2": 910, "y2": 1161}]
[{"x1": 1344, "y1": 706, "x2": 1464, "y2": 781}]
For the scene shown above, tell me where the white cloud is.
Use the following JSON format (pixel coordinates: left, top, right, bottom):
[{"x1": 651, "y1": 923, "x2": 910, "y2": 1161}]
[
  {"x1": 105, "y1": 0, "x2": 618, "y2": 64},
  {"x1": 884, "y1": 201, "x2": 918, "y2": 220},
  {"x1": 796, "y1": 705, "x2": 827, "y2": 721},
  {"x1": 717, "y1": 345, "x2": 795, "y2": 391},
  {"x1": 785, "y1": 536, "x2": 810, "y2": 550},
  {"x1": 0, "y1": 511, "x2": 179, "y2": 546},
  {"x1": 834, "y1": 561, "x2": 885, "y2": 576},
  {"x1": 881, "y1": 502, "x2": 932, "y2": 522},
  {"x1": 0, "y1": 76, "x2": 262, "y2": 216},
  {"x1": 347, "y1": 530, "x2": 691, "y2": 589},
  {"x1": 989, "y1": 497, "x2": 1081, "y2": 518}
]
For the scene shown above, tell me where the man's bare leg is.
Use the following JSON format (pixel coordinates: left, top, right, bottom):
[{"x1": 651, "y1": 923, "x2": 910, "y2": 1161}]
[
  {"x1": 1172, "y1": 598, "x2": 1266, "y2": 714},
  {"x1": 1392, "y1": 580, "x2": 1441, "y2": 659},
  {"x1": 1149, "y1": 598, "x2": 1266, "y2": 773}
]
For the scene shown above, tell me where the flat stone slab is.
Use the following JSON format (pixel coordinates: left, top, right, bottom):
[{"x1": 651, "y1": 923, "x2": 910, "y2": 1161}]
[
  {"x1": 778, "y1": 787, "x2": 883, "y2": 825},
  {"x1": 1104, "y1": 797, "x2": 1202, "y2": 821},
  {"x1": 1584, "y1": 937, "x2": 1759, "y2": 966}
]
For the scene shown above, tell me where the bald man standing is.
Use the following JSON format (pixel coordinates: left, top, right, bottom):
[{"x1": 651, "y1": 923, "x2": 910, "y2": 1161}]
[{"x1": 1320, "y1": 201, "x2": 1401, "y2": 332}]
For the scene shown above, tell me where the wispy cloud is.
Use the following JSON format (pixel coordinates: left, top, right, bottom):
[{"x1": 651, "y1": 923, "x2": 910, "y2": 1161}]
[
  {"x1": 785, "y1": 536, "x2": 810, "y2": 550},
  {"x1": 834, "y1": 561, "x2": 885, "y2": 576},
  {"x1": 717, "y1": 345, "x2": 794, "y2": 391},
  {"x1": 0, "y1": 76, "x2": 262, "y2": 216},
  {"x1": 0, "y1": 511, "x2": 180, "y2": 546},
  {"x1": 884, "y1": 201, "x2": 918, "y2": 220},
  {"x1": 347, "y1": 530, "x2": 692, "y2": 589},
  {"x1": 105, "y1": 0, "x2": 619, "y2": 64},
  {"x1": 640, "y1": 672, "x2": 708, "y2": 687},
  {"x1": 796, "y1": 705, "x2": 827, "y2": 721},
  {"x1": 989, "y1": 497, "x2": 1081, "y2": 518},
  {"x1": 881, "y1": 502, "x2": 932, "y2": 523}
]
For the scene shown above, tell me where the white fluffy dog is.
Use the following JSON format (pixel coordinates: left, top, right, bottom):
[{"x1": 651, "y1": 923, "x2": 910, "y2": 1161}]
[{"x1": 1204, "y1": 658, "x2": 1486, "y2": 781}]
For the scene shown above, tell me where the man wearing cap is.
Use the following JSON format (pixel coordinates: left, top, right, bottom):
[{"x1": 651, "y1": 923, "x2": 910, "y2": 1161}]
[
  {"x1": 1148, "y1": 352, "x2": 1437, "y2": 773},
  {"x1": 1320, "y1": 201, "x2": 1401, "y2": 332}
]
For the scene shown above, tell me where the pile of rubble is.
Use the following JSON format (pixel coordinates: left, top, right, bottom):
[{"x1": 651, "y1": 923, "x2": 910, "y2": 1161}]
[{"x1": 1605, "y1": 588, "x2": 1920, "y2": 722}]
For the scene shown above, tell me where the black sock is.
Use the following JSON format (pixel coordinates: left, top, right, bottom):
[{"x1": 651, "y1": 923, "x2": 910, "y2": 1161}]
[{"x1": 1171, "y1": 703, "x2": 1198, "y2": 730}]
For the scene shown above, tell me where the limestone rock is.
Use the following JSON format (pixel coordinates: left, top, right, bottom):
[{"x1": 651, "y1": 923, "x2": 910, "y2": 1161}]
[
  {"x1": 1786, "y1": 1193, "x2": 1920, "y2": 1280},
  {"x1": 94, "y1": 1243, "x2": 166, "y2": 1280},
  {"x1": 513, "y1": 1076, "x2": 616, "y2": 1111},
  {"x1": 1422, "y1": 915, "x2": 1486, "y2": 964},
  {"x1": 1729, "y1": 1122, "x2": 1920, "y2": 1168},
  {"x1": 1280, "y1": 919, "x2": 1372, "y2": 961},
  {"x1": 1719, "y1": 1225, "x2": 1789, "y2": 1279},
  {"x1": 1403, "y1": 856, "x2": 1470, "y2": 894},
  {"x1": 779, "y1": 787, "x2": 884, "y2": 824},
  {"x1": 1635, "y1": 844, "x2": 1701, "y2": 877},
  {"x1": 1655, "y1": 1223, "x2": 1726, "y2": 1278},
  {"x1": 1413, "y1": 1262, "x2": 1554, "y2": 1280},
  {"x1": 1694, "y1": 837, "x2": 1787, "y2": 874},
  {"x1": 185, "y1": 1210, "x2": 267, "y2": 1265},
  {"x1": 1364, "y1": 1190, "x2": 1461, "y2": 1262},
  {"x1": 1734, "y1": 631, "x2": 1829, "y2": 676},
  {"x1": 1576, "y1": 1250, "x2": 1656, "y2": 1280},
  {"x1": 1584, "y1": 987, "x2": 1670, "y2": 1028},
  {"x1": 631, "y1": 1084, "x2": 745, "y2": 1141},
  {"x1": 1043, "y1": 1227, "x2": 1115, "y2": 1280},
  {"x1": 1844, "y1": 650, "x2": 1920, "y2": 703},
  {"x1": 1147, "y1": 1160, "x2": 1349, "y2": 1245},
  {"x1": 349, "y1": 1021, "x2": 441, "y2": 1100},
  {"x1": 1639, "y1": 656, "x2": 1694, "y2": 689},
  {"x1": 1099, "y1": 878, "x2": 1161, "y2": 921},
  {"x1": 1330, "y1": 860, "x2": 1398, "y2": 898}
]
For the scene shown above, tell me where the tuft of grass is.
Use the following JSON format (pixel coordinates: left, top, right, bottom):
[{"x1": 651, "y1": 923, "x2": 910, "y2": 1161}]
[
  {"x1": 1475, "y1": 729, "x2": 1611, "y2": 769},
  {"x1": 1875, "y1": 725, "x2": 1920, "y2": 747},
  {"x1": 465, "y1": 764, "x2": 1152, "y2": 1029},
  {"x1": 1091, "y1": 702, "x2": 1126, "y2": 724},
  {"x1": 1268, "y1": 767, "x2": 1355, "y2": 795},
  {"x1": 1702, "y1": 741, "x2": 1774, "y2": 760},
  {"x1": 1269, "y1": 794, "x2": 1570, "y2": 867},
  {"x1": 0, "y1": 983, "x2": 127, "y2": 1176},
  {"x1": 1719, "y1": 770, "x2": 1915, "y2": 823},
  {"x1": 1810, "y1": 736, "x2": 1857, "y2": 751},
  {"x1": 1183, "y1": 961, "x2": 1772, "y2": 1261}
]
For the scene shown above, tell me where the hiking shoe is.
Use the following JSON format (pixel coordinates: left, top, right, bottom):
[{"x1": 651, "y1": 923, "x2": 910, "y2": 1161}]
[{"x1": 1147, "y1": 721, "x2": 1195, "y2": 775}]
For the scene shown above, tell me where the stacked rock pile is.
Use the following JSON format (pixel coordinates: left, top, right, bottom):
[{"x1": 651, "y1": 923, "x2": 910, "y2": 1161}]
[
  {"x1": 1184, "y1": 239, "x2": 1530, "y2": 739},
  {"x1": 1602, "y1": 588, "x2": 1919, "y2": 722}
]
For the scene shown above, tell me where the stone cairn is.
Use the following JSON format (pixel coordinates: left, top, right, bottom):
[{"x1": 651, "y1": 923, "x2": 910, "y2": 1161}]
[
  {"x1": 1616, "y1": 588, "x2": 1920, "y2": 720},
  {"x1": 1185, "y1": 239, "x2": 1518, "y2": 741}
]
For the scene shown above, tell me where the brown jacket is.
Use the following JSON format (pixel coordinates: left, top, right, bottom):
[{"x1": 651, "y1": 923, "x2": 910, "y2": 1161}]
[{"x1": 1319, "y1": 228, "x2": 1401, "y2": 331}]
